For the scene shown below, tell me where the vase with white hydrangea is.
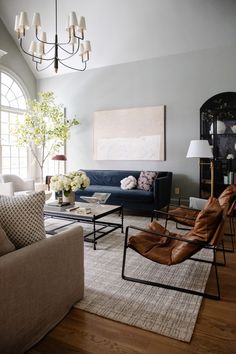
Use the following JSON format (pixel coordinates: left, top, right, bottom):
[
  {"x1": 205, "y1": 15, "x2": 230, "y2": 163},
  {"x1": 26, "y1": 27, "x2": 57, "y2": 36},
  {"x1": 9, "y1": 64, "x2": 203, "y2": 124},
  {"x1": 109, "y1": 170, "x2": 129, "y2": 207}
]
[{"x1": 50, "y1": 171, "x2": 90, "y2": 203}]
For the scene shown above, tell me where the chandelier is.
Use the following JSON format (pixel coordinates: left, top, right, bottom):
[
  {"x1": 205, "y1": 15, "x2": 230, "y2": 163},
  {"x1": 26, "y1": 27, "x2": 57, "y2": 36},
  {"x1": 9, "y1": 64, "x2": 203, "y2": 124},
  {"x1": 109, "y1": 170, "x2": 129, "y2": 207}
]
[{"x1": 14, "y1": 0, "x2": 91, "y2": 73}]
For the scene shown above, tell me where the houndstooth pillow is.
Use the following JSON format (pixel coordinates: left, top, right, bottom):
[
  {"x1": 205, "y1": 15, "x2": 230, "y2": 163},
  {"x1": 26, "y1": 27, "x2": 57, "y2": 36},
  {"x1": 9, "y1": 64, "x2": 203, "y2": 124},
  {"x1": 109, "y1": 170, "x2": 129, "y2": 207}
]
[
  {"x1": 0, "y1": 191, "x2": 46, "y2": 249},
  {"x1": 0, "y1": 224, "x2": 15, "y2": 256}
]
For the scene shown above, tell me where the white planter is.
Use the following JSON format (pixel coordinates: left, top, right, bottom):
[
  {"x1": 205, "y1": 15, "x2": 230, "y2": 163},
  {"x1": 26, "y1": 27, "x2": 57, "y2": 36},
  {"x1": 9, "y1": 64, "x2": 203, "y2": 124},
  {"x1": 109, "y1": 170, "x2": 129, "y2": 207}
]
[{"x1": 62, "y1": 191, "x2": 75, "y2": 204}]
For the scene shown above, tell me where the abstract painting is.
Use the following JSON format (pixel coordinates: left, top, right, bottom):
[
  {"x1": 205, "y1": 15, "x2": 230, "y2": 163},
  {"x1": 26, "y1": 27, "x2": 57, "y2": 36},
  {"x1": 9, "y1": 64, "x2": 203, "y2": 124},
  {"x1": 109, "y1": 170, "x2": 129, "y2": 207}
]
[{"x1": 93, "y1": 106, "x2": 165, "y2": 161}]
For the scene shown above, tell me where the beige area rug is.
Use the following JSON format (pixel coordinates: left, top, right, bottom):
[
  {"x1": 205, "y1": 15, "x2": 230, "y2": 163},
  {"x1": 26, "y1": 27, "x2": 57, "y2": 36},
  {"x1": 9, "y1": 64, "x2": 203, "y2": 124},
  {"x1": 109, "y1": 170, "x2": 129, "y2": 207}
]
[{"x1": 45, "y1": 215, "x2": 213, "y2": 342}]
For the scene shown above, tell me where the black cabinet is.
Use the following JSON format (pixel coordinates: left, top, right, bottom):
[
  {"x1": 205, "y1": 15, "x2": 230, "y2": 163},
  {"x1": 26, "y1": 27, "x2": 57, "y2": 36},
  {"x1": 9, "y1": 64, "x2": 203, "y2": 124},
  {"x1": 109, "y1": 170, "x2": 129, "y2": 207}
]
[{"x1": 200, "y1": 92, "x2": 236, "y2": 198}]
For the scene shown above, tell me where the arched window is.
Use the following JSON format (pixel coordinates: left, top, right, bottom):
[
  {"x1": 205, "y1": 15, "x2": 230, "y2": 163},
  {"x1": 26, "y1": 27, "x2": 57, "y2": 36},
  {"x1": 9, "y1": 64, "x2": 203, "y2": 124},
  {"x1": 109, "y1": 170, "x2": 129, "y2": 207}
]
[{"x1": 0, "y1": 70, "x2": 28, "y2": 177}]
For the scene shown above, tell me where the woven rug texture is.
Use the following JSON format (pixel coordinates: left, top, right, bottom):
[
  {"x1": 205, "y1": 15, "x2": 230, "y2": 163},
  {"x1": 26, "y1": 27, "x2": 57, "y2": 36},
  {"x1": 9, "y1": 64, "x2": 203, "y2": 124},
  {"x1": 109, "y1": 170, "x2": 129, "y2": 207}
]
[{"x1": 69, "y1": 215, "x2": 213, "y2": 342}]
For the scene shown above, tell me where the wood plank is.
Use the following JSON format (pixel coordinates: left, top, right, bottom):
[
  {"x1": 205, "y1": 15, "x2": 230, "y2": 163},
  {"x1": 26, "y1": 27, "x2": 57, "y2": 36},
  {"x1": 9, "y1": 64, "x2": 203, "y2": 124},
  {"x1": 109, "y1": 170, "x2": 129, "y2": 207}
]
[{"x1": 27, "y1": 247, "x2": 236, "y2": 354}]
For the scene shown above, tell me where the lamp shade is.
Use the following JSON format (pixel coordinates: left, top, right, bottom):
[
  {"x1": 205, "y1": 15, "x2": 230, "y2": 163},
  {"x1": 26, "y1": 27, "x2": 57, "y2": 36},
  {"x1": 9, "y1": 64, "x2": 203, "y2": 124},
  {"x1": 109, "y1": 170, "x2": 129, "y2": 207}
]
[
  {"x1": 32, "y1": 12, "x2": 41, "y2": 29},
  {"x1": 52, "y1": 154, "x2": 67, "y2": 161},
  {"x1": 186, "y1": 140, "x2": 213, "y2": 158}
]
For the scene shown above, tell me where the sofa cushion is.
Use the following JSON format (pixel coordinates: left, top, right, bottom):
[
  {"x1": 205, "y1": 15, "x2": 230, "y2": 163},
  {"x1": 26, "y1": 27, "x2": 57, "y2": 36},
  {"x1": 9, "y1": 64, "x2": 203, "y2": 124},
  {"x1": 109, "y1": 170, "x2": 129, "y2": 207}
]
[
  {"x1": 76, "y1": 185, "x2": 153, "y2": 203},
  {"x1": 0, "y1": 224, "x2": 15, "y2": 256},
  {"x1": 82, "y1": 170, "x2": 141, "y2": 186},
  {"x1": 137, "y1": 171, "x2": 158, "y2": 191},
  {"x1": 0, "y1": 191, "x2": 46, "y2": 248}
]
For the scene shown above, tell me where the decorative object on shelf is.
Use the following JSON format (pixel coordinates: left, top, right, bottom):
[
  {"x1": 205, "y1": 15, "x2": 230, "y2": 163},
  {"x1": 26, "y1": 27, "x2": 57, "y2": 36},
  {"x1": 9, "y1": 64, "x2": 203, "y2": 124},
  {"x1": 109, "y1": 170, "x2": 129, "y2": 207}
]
[
  {"x1": 52, "y1": 154, "x2": 67, "y2": 175},
  {"x1": 50, "y1": 170, "x2": 90, "y2": 204},
  {"x1": 231, "y1": 125, "x2": 236, "y2": 134},
  {"x1": 209, "y1": 120, "x2": 226, "y2": 134},
  {"x1": 186, "y1": 139, "x2": 214, "y2": 197},
  {"x1": 226, "y1": 153, "x2": 234, "y2": 160},
  {"x1": 14, "y1": 0, "x2": 91, "y2": 73},
  {"x1": 11, "y1": 91, "x2": 79, "y2": 183}
]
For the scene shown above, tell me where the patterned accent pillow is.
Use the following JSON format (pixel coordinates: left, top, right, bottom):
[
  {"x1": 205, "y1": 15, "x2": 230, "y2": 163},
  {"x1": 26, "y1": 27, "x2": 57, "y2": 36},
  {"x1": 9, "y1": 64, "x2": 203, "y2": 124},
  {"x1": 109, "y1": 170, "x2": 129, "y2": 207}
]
[
  {"x1": 137, "y1": 171, "x2": 158, "y2": 191},
  {"x1": 0, "y1": 191, "x2": 46, "y2": 249},
  {"x1": 0, "y1": 224, "x2": 15, "y2": 256}
]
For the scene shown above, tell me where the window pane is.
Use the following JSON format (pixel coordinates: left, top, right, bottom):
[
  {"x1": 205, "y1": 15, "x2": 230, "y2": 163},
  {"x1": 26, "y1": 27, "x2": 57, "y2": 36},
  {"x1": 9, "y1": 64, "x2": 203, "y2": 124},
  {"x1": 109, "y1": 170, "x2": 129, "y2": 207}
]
[
  {"x1": 19, "y1": 157, "x2": 27, "y2": 168},
  {"x1": 20, "y1": 168, "x2": 27, "y2": 178},
  {"x1": 2, "y1": 168, "x2": 11, "y2": 174},
  {"x1": 1, "y1": 96, "x2": 9, "y2": 106},
  {"x1": 1, "y1": 123, "x2": 9, "y2": 135},
  {"x1": 11, "y1": 168, "x2": 19, "y2": 175},
  {"x1": 1, "y1": 73, "x2": 13, "y2": 87},
  {"x1": 10, "y1": 99, "x2": 19, "y2": 109},
  {"x1": 6, "y1": 90, "x2": 16, "y2": 102},
  {"x1": 1, "y1": 134, "x2": 9, "y2": 144},
  {"x1": 11, "y1": 82, "x2": 23, "y2": 98},
  {"x1": 1, "y1": 71, "x2": 28, "y2": 178},
  {"x1": 2, "y1": 158, "x2": 10, "y2": 168},
  {"x1": 18, "y1": 114, "x2": 24, "y2": 123},
  {"x1": 11, "y1": 146, "x2": 19, "y2": 157},
  {"x1": 1, "y1": 111, "x2": 9, "y2": 123},
  {"x1": 1, "y1": 83, "x2": 8, "y2": 96},
  {"x1": 11, "y1": 158, "x2": 19, "y2": 168},
  {"x1": 18, "y1": 97, "x2": 26, "y2": 110},
  {"x1": 2, "y1": 146, "x2": 10, "y2": 156},
  {"x1": 9, "y1": 135, "x2": 17, "y2": 144},
  {"x1": 19, "y1": 147, "x2": 27, "y2": 157}
]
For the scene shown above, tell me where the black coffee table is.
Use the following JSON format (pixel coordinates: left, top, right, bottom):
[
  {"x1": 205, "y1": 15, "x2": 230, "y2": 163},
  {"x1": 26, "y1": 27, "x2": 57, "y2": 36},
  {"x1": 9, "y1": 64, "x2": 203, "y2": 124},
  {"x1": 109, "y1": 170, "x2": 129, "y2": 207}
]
[{"x1": 44, "y1": 202, "x2": 123, "y2": 250}]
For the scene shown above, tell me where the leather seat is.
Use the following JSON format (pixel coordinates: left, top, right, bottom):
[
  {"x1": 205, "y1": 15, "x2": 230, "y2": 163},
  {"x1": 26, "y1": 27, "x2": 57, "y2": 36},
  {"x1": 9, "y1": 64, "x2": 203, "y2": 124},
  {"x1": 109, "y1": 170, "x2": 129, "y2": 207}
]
[{"x1": 122, "y1": 197, "x2": 226, "y2": 299}]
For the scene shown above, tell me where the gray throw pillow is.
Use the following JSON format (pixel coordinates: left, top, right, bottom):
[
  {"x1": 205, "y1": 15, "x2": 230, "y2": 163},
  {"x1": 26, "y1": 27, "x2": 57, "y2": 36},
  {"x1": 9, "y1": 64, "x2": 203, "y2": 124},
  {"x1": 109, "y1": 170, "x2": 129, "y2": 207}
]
[
  {"x1": 0, "y1": 224, "x2": 15, "y2": 256},
  {"x1": 137, "y1": 171, "x2": 158, "y2": 191},
  {"x1": 0, "y1": 191, "x2": 46, "y2": 248}
]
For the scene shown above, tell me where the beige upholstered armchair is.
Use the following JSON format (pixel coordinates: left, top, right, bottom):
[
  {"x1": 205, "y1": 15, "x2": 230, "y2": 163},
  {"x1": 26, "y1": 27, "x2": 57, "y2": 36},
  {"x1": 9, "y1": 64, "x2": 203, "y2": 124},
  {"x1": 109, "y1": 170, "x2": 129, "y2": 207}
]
[{"x1": 0, "y1": 174, "x2": 35, "y2": 196}]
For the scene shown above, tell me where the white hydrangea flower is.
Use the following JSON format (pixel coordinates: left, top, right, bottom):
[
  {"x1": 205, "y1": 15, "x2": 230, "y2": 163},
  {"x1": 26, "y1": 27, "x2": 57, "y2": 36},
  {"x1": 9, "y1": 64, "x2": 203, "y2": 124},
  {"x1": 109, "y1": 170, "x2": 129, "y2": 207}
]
[{"x1": 50, "y1": 171, "x2": 90, "y2": 193}]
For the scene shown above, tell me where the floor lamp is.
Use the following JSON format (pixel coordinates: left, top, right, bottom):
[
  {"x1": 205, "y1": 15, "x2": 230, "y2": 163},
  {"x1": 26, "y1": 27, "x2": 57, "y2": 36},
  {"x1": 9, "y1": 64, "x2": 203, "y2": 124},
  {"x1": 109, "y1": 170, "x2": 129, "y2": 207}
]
[
  {"x1": 52, "y1": 154, "x2": 67, "y2": 175},
  {"x1": 186, "y1": 140, "x2": 214, "y2": 197}
]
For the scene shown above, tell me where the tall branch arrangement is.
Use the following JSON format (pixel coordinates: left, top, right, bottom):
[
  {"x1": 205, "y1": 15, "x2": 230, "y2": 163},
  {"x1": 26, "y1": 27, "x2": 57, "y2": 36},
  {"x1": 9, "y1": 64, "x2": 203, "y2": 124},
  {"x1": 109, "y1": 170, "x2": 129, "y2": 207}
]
[{"x1": 12, "y1": 91, "x2": 79, "y2": 182}]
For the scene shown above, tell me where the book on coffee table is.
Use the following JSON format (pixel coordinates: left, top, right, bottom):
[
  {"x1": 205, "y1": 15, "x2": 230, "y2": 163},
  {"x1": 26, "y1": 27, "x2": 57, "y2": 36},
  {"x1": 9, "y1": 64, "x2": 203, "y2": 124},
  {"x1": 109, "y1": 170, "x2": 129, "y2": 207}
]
[{"x1": 80, "y1": 192, "x2": 111, "y2": 204}]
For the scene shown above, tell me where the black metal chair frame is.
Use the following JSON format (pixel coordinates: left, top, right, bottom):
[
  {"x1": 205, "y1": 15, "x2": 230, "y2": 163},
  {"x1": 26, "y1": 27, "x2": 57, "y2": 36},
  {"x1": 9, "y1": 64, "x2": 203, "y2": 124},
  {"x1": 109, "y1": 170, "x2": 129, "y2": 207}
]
[
  {"x1": 153, "y1": 206, "x2": 235, "y2": 253},
  {"x1": 122, "y1": 222, "x2": 226, "y2": 301}
]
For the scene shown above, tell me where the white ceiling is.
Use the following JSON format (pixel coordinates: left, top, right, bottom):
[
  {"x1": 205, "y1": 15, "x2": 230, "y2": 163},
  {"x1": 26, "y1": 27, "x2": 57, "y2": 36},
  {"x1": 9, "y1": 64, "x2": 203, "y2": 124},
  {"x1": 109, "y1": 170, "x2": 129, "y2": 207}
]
[{"x1": 1, "y1": 0, "x2": 236, "y2": 79}]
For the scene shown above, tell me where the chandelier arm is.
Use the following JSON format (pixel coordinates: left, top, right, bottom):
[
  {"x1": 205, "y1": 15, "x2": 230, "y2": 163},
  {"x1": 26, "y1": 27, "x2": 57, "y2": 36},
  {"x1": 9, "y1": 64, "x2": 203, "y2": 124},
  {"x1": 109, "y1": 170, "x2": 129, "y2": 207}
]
[
  {"x1": 44, "y1": 44, "x2": 55, "y2": 55},
  {"x1": 58, "y1": 59, "x2": 87, "y2": 72},
  {"x1": 36, "y1": 60, "x2": 54, "y2": 72},
  {"x1": 19, "y1": 39, "x2": 55, "y2": 61},
  {"x1": 57, "y1": 32, "x2": 83, "y2": 45},
  {"x1": 35, "y1": 31, "x2": 73, "y2": 46},
  {"x1": 35, "y1": 31, "x2": 56, "y2": 46},
  {"x1": 58, "y1": 42, "x2": 80, "y2": 58}
]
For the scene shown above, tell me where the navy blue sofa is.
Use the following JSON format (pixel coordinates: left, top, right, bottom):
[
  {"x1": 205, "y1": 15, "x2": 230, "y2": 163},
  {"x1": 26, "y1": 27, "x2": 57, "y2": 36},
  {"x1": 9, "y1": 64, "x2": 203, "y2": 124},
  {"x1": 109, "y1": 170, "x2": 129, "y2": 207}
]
[{"x1": 75, "y1": 170, "x2": 172, "y2": 212}]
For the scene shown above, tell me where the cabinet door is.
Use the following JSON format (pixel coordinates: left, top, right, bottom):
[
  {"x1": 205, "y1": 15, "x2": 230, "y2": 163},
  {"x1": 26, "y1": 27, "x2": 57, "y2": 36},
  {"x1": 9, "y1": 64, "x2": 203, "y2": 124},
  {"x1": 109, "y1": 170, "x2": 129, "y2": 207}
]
[{"x1": 200, "y1": 92, "x2": 236, "y2": 198}]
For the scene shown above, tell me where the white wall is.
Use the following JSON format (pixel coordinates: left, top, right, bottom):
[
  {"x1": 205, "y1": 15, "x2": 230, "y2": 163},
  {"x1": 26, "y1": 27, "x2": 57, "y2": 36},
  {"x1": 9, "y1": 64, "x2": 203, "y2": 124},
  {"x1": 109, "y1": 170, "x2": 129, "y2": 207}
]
[
  {"x1": 37, "y1": 43, "x2": 236, "y2": 197},
  {"x1": 0, "y1": 18, "x2": 36, "y2": 98}
]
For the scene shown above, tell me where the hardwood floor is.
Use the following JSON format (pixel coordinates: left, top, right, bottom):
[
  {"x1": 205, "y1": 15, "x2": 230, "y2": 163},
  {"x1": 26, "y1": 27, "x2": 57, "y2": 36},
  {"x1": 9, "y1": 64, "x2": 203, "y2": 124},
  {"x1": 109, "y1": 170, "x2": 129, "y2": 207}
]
[{"x1": 29, "y1": 241, "x2": 236, "y2": 354}]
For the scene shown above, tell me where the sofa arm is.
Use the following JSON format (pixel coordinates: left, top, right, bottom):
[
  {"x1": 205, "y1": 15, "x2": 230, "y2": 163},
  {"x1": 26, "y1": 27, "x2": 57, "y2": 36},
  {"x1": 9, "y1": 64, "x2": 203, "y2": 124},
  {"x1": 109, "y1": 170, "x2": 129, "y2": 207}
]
[
  {"x1": 153, "y1": 174, "x2": 172, "y2": 209},
  {"x1": 189, "y1": 197, "x2": 207, "y2": 210},
  {"x1": 0, "y1": 224, "x2": 84, "y2": 354},
  {"x1": 23, "y1": 178, "x2": 35, "y2": 191},
  {"x1": 0, "y1": 182, "x2": 14, "y2": 196}
]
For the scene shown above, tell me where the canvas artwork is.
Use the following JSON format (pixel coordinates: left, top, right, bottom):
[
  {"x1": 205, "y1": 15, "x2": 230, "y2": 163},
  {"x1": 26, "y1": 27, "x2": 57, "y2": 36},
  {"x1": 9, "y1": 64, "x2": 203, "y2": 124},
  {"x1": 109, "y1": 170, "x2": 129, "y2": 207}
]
[{"x1": 93, "y1": 106, "x2": 165, "y2": 161}]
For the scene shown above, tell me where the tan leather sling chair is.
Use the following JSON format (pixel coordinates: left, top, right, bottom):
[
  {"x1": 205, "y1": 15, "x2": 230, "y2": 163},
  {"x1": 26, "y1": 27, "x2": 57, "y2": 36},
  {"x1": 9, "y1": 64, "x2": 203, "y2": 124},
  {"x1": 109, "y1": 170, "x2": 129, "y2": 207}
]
[{"x1": 122, "y1": 197, "x2": 226, "y2": 300}]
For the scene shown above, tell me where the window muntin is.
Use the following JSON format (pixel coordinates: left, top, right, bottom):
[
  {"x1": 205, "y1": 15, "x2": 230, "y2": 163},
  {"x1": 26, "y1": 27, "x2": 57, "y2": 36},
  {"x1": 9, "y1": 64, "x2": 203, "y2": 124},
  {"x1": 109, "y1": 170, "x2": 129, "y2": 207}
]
[
  {"x1": 0, "y1": 71, "x2": 28, "y2": 178},
  {"x1": 1, "y1": 73, "x2": 26, "y2": 110}
]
